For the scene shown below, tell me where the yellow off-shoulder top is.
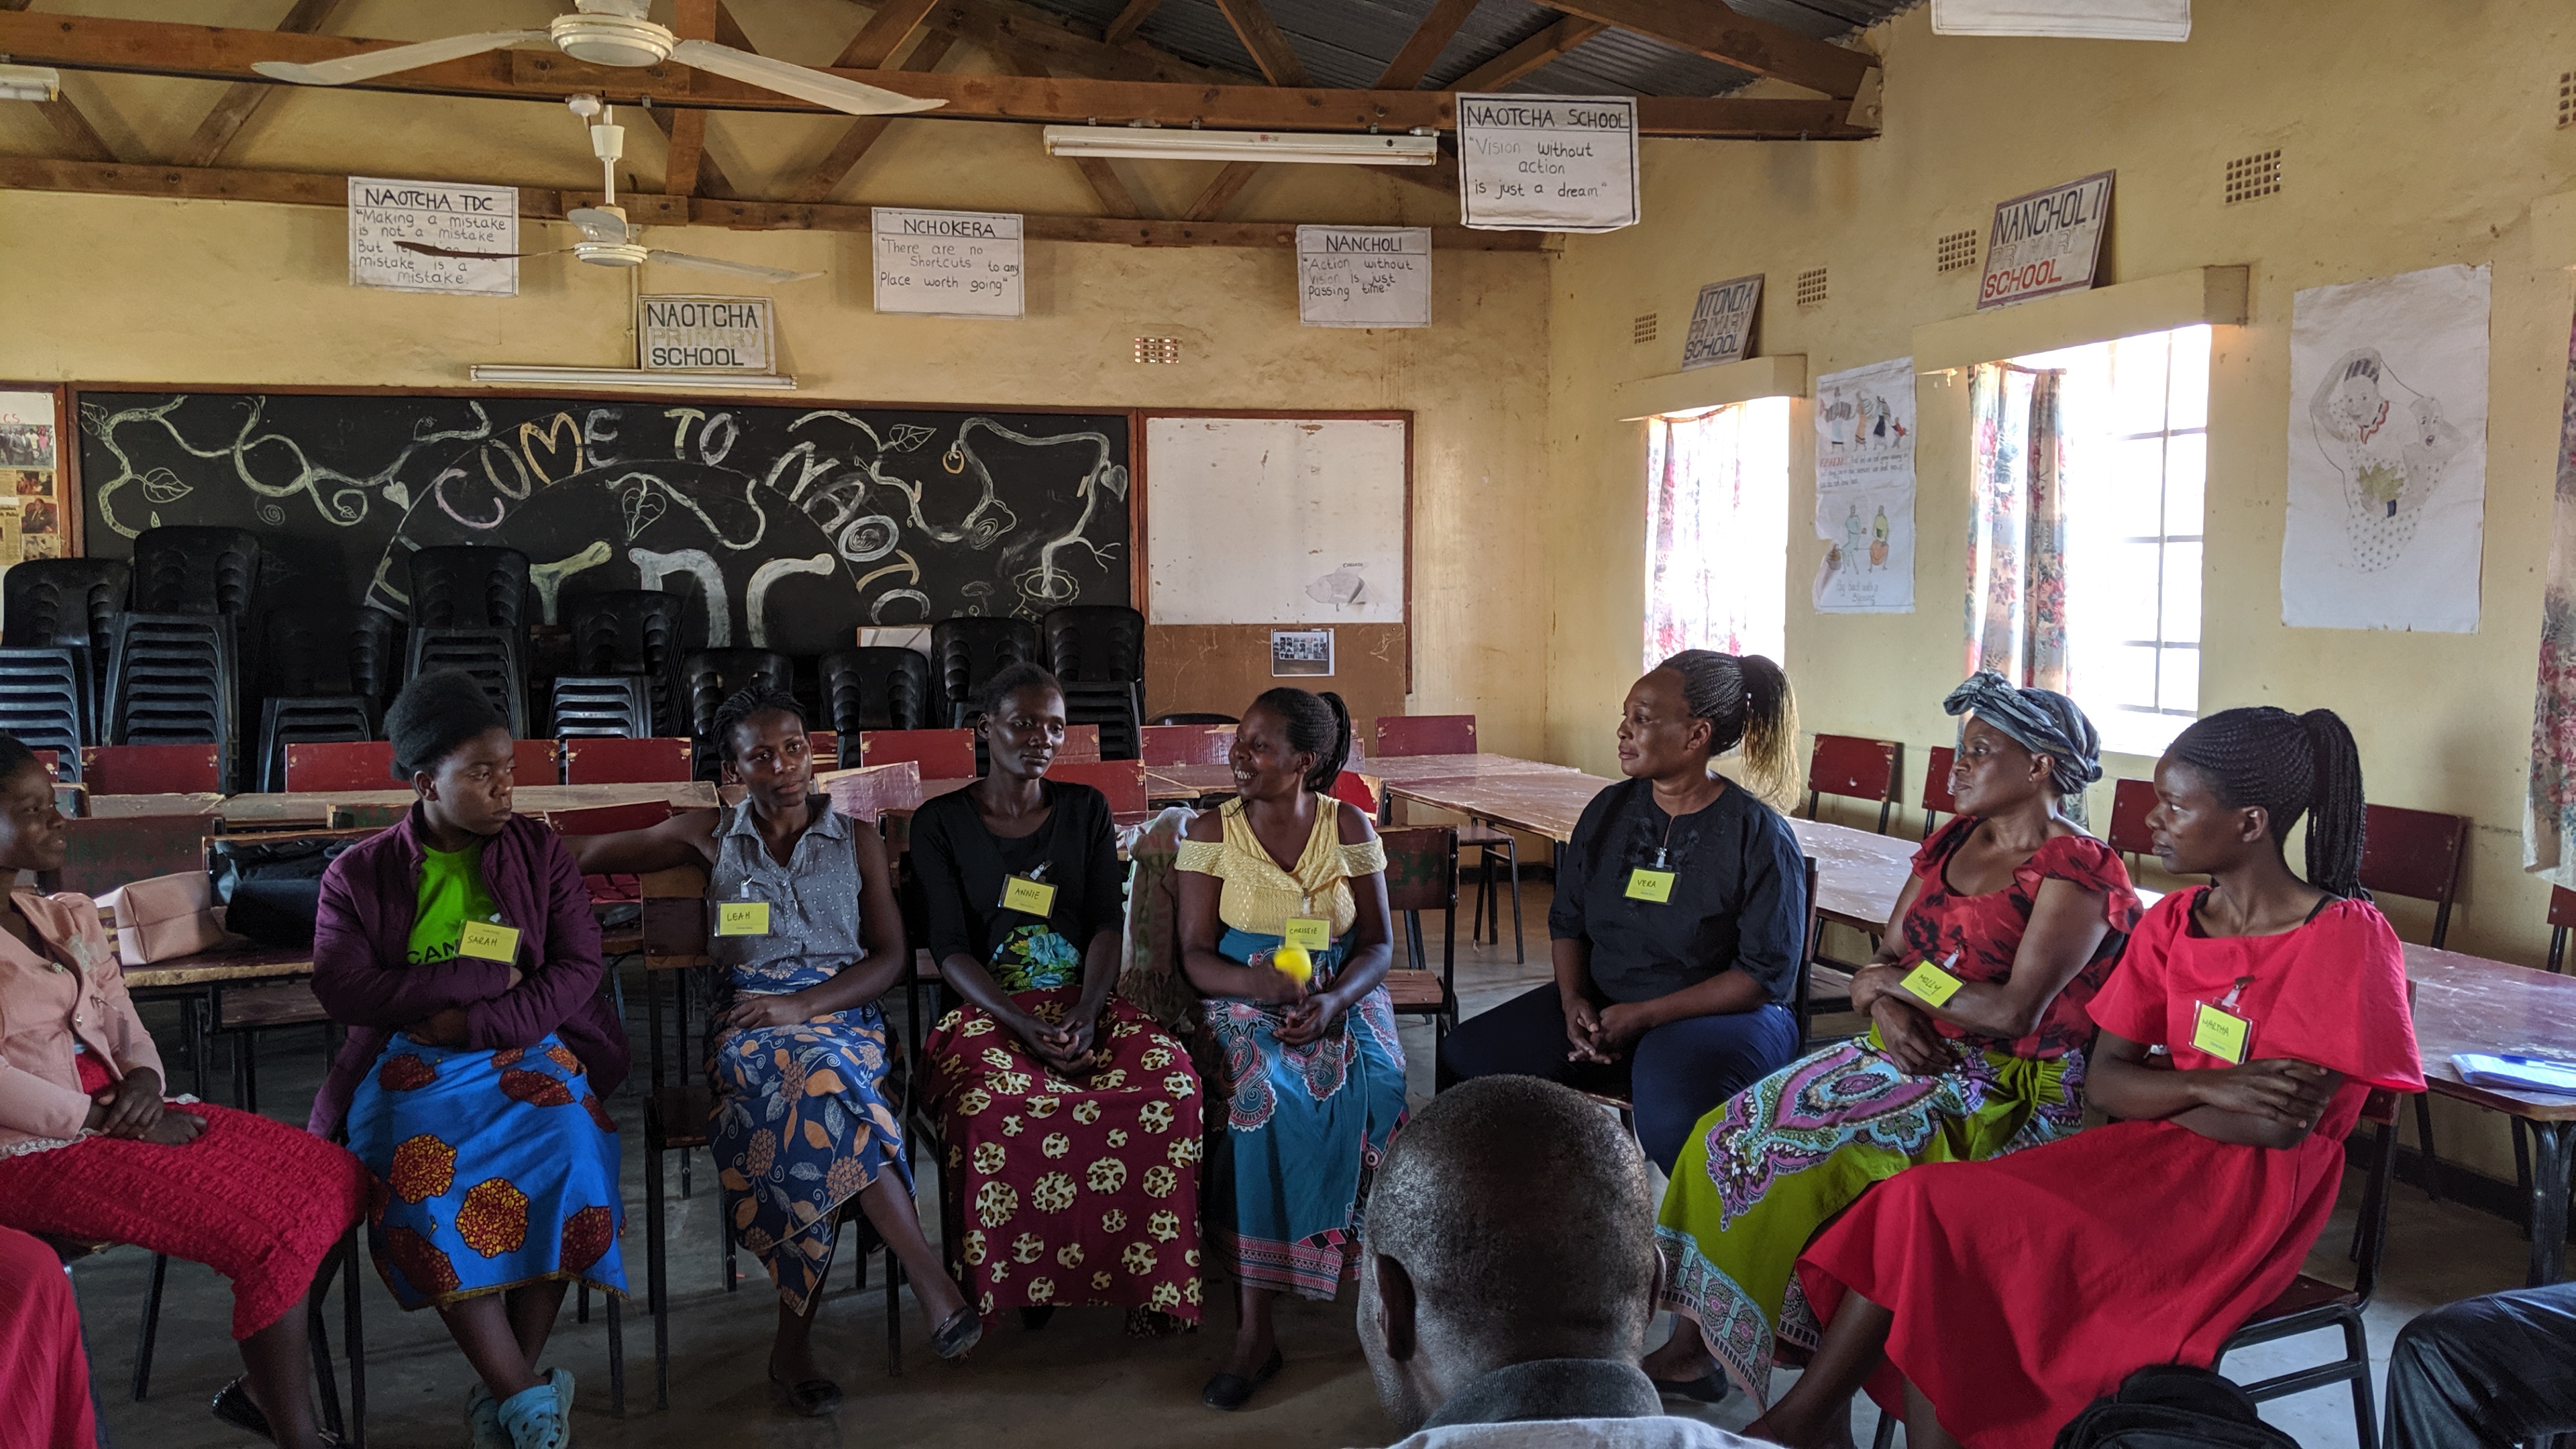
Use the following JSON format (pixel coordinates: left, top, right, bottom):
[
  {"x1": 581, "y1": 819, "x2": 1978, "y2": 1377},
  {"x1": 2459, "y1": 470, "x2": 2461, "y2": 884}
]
[{"x1": 1174, "y1": 796, "x2": 1386, "y2": 939}]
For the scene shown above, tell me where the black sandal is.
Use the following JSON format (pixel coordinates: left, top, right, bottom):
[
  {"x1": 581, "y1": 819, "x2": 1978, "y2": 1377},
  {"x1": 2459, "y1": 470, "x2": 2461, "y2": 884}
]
[
  {"x1": 1201, "y1": 1348, "x2": 1283, "y2": 1411},
  {"x1": 768, "y1": 1368, "x2": 844, "y2": 1417},
  {"x1": 1019, "y1": 1305, "x2": 1056, "y2": 1331},
  {"x1": 211, "y1": 1378, "x2": 344, "y2": 1446},
  {"x1": 932, "y1": 1306, "x2": 984, "y2": 1360},
  {"x1": 1651, "y1": 1370, "x2": 1730, "y2": 1405}
]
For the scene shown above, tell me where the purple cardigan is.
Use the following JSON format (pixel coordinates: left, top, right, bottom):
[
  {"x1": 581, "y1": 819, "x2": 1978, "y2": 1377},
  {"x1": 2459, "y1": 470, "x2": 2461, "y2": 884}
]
[{"x1": 306, "y1": 805, "x2": 631, "y2": 1135}]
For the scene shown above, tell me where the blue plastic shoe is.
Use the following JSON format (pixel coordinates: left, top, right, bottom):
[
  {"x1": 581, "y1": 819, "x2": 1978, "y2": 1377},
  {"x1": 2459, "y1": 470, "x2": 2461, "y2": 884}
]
[
  {"x1": 464, "y1": 1383, "x2": 508, "y2": 1449},
  {"x1": 495, "y1": 1370, "x2": 572, "y2": 1449}
]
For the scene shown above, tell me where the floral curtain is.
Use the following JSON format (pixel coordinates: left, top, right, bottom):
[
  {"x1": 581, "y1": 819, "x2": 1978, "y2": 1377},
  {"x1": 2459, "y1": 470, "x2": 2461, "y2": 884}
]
[
  {"x1": 1644, "y1": 402, "x2": 1786, "y2": 669},
  {"x1": 1964, "y1": 362, "x2": 2070, "y2": 690},
  {"x1": 2526, "y1": 311, "x2": 2576, "y2": 885}
]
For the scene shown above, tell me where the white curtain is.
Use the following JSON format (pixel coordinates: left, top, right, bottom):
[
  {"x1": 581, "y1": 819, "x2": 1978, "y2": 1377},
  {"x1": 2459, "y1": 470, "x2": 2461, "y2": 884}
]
[{"x1": 1644, "y1": 398, "x2": 1790, "y2": 669}]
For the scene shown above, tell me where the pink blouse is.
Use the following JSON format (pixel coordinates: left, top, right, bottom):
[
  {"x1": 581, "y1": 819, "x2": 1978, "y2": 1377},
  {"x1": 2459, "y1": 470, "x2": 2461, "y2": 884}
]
[{"x1": 0, "y1": 890, "x2": 165, "y2": 1156}]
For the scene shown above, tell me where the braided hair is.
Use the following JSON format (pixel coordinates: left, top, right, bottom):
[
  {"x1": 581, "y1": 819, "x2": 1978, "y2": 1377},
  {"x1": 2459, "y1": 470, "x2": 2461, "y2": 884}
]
[
  {"x1": 710, "y1": 686, "x2": 804, "y2": 765},
  {"x1": 2168, "y1": 706, "x2": 2367, "y2": 898},
  {"x1": 1251, "y1": 686, "x2": 1352, "y2": 795},
  {"x1": 1654, "y1": 650, "x2": 1799, "y2": 804}
]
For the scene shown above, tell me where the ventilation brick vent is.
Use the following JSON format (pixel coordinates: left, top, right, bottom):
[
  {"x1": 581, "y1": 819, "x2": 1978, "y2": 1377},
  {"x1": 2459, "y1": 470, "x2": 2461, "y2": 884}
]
[
  {"x1": 2561, "y1": 71, "x2": 2575, "y2": 127},
  {"x1": 1132, "y1": 336, "x2": 1181, "y2": 364},
  {"x1": 1936, "y1": 229, "x2": 1978, "y2": 274},
  {"x1": 1794, "y1": 268, "x2": 1828, "y2": 308},
  {"x1": 1632, "y1": 313, "x2": 1658, "y2": 345},
  {"x1": 2223, "y1": 149, "x2": 2282, "y2": 204}
]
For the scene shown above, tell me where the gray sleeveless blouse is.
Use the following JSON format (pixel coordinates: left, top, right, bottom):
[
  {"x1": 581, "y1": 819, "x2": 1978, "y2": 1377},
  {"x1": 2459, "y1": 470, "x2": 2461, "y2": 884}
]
[{"x1": 708, "y1": 800, "x2": 866, "y2": 993}]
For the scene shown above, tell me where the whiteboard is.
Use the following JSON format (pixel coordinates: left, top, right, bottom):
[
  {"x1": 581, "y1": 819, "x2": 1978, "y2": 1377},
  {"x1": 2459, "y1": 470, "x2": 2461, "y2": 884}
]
[{"x1": 1145, "y1": 417, "x2": 1407, "y2": 625}]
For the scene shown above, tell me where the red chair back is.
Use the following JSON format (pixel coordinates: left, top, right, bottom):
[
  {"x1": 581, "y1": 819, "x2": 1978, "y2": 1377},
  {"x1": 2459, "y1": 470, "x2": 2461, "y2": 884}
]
[
  {"x1": 2108, "y1": 777, "x2": 2158, "y2": 857},
  {"x1": 50, "y1": 814, "x2": 208, "y2": 896},
  {"x1": 1921, "y1": 745, "x2": 1958, "y2": 816},
  {"x1": 1806, "y1": 734, "x2": 1899, "y2": 802},
  {"x1": 1375, "y1": 714, "x2": 1476, "y2": 758},
  {"x1": 1051, "y1": 759, "x2": 1147, "y2": 815},
  {"x1": 81, "y1": 744, "x2": 222, "y2": 796},
  {"x1": 1059, "y1": 724, "x2": 1102, "y2": 762},
  {"x1": 1329, "y1": 769, "x2": 1379, "y2": 816},
  {"x1": 31, "y1": 749, "x2": 57, "y2": 780},
  {"x1": 862, "y1": 729, "x2": 977, "y2": 780},
  {"x1": 2361, "y1": 802, "x2": 2469, "y2": 946},
  {"x1": 2550, "y1": 886, "x2": 2576, "y2": 973},
  {"x1": 1142, "y1": 724, "x2": 1234, "y2": 766},
  {"x1": 284, "y1": 741, "x2": 397, "y2": 794},
  {"x1": 561, "y1": 737, "x2": 695, "y2": 786},
  {"x1": 513, "y1": 739, "x2": 562, "y2": 786},
  {"x1": 808, "y1": 731, "x2": 838, "y2": 770}
]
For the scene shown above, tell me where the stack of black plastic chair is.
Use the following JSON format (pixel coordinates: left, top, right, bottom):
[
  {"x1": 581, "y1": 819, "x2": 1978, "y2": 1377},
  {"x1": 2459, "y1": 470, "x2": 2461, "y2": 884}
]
[
  {"x1": 252, "y1": 611, "x2": 378, "y2": 792},
  {"x1": 0, "y1": 559, "x2": 131, "y2": 775},
  {"x1": 566, "y1": 590, "x2": 687, "y2": 735},
  {"x1": 551, "y1": 676, "x2": 653, "y2": 738},
  {"x1": 350, "y1": 608, "x2": 405, "y2": 711},
  {"x1": 408, "y1": 545, "x2": 531, "y2": 631},
  {"x1": 256, "y1": 698, "x2": 373, "y2": 792},
  {"x1": 1042, "y1": 604, "x2": 1146, "y2": 759},
  {"x1": 818, "y1": 647, "x2": 934, "y2": 735},
  {"x1": 930, "y1": 616, "x2": 1041, "y2": 729},
  {"x1": 683, "y1": 649, "x2": 794, "y2": 776},
  {"x1": 407, "y1": 628, "x2": 527, "y2": 738},
  {"x1": 107, "y1": 613, "x2": 241, "y2": 784},
  {"x1": 131, "y1": 527, "x2": 260, "y2": 619}
]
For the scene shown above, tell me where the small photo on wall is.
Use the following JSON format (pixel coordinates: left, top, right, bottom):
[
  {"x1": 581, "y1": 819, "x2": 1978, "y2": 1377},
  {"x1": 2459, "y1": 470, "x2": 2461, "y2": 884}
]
[
  {"x1": 19, "y1": 533, "x2": 60, "y2": 560},
  {"x1": 1271, "y1": 629, "x2": 1334, "y2": 677},
  {"x1": 20, "y1": 499, "x2": 56, "y2": 536},
  {"x1": 9, "y1": 470, "x2": 52, "y2": 500},
  {"x1": 0, "y1": 423, "x2": 51, "y2": 471}
]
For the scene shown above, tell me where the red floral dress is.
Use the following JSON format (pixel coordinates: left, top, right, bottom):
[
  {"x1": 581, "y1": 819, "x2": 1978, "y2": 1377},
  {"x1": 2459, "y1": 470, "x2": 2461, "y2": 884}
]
[{"x1": 1902, "y1": 816, "x2": 2142, "y2": 1058}]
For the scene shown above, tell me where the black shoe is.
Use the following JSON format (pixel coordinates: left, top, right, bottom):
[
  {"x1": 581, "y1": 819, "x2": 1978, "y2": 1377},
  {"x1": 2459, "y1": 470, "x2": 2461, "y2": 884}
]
[
  {"x1": 768, "y1": 1368, "x2": 845, "y2": 1417},
  {"x1": 1020, "y1": 1305, "x2": 1056, "y2": 1331},
  {"x1": 1201, "y1": 1349, "x2": 1284, "y2": 1411},
  {"x1": 1651, "y1": 1370, "x2": 1730, "y2": 1405},
  {"x1": 211, "y1": 1379, "x2": 272, "y2": 1440},
  {"x1": 932, "y1": 1306, "x2": 985, "y2": 1361}
]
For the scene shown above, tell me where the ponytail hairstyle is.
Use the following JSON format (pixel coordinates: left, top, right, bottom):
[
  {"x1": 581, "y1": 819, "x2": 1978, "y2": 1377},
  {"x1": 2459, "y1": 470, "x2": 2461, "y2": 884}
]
[
  {"x1": 1654, "y1": 650, "x2": 1800, "y2": 805},
  {"x1": 1252, "y1": 686, "x2": 1353, "y2": 796},
  {"x1": 2168, "y1": 706, "x2": 2368, "y2": 898}
]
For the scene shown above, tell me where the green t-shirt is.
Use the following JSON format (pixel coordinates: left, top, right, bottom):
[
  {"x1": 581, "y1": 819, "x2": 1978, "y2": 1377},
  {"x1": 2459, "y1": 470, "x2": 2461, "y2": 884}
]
[{"x1": 407, "y1": 843, "x2": 501, "y2": 966}]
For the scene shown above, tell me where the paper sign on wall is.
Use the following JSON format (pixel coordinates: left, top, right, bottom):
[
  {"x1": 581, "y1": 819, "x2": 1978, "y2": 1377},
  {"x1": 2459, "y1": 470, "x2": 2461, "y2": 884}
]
[
  {"x1": 348, "y1": 177, "x2": 518, "y2": 296},
  {"x1": 1976, "y1": 171, "x2": 2113, "y2": 310},
  {"x1": 1297, "y1": 227, "x2": 1431, "y2": 328},
  {"x1": 1456, "y1": 93, "x2": 1638, "y2": 233},
  {"x1": 871, "y1": 208, "x2": 1024, "y2": 319},
  {"x1": 1682, "y1": 274, "x2": 1763, "y2": 370},
  {"x1": 1811, "y1": 358, "x2": 1918, "y2": 614},
  {"x1": 639, "y1": 295, "x2": 775, "y2": 373}
]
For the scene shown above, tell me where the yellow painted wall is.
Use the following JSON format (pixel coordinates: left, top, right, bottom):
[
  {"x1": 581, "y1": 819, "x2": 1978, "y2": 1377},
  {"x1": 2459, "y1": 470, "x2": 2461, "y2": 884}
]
[
  {"x1": 1546, "y1": 0, "x2": 2576, "y2": 1179},
  {"x1": 0, "y1": 0, "x2": 1552, "y2": 753}
]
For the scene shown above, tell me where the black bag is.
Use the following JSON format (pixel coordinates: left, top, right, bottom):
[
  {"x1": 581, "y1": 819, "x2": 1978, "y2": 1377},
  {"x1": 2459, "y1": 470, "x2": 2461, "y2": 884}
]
[
  {"x1": 2054, "y1": 1365, "x2": 2302, "y2": 1449},
  {"x1": 208, "y1": 836, "x2": 354, "y2": 950}
]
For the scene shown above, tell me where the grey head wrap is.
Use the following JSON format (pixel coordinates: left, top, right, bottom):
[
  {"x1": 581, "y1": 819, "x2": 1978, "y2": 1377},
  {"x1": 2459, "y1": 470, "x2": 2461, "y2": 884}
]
[{"x1": 1941, "y1": 671, "x2": 2104, "y2": 813}]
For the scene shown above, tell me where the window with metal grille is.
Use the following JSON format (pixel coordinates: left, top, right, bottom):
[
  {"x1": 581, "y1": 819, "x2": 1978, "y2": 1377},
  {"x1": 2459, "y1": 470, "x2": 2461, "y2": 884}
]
[
  {"x1": 1936, "y1": 230, "x2": 1979, "y2": 273},
  {"x1": 1633, "y1": 313, "x2": 1658, "y2": 345},
  {"x1": 1132, "y1": 336, "x2": 1180, "y2": 364},
  {"x1": 2222, "y1": 150, "x2": 2280, "y2": 205},
  {"x1": 2011, "y1": 325, "x2": 2213, "y2": 755},
  {"x1": 1795, "y1": 268, "x2": 1827, "y2": 307}
]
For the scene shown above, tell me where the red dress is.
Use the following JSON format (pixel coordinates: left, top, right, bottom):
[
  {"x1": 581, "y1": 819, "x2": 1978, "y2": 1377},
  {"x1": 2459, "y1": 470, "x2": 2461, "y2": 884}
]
[
  {"x1": 1796, "y1": 891, "x2": 2424, "y2": 1448},
  {"x1": 0, "y1": 1223, "x2": 95, "y2": 1448},
  {"x1": 1903, "y1": 818, "x2": 2142, "y2": 1058}
]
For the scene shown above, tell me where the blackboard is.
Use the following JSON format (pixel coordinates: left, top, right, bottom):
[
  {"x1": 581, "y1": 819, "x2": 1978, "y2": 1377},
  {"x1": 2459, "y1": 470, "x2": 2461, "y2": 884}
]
[{"x1": 74, "y1": 390, "x2": 1132, "y2": 655}]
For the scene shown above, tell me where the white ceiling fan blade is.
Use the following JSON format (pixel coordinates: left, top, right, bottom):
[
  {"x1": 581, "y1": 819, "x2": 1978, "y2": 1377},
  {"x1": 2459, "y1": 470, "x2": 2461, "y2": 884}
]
[
  {"x1": 252, "y1": 30, "x2": 549, "y2": 86},
  {"x1": 669, "y1": 38, "x2": 944, "y2": 117},
  {"x1": 565, "y1": 207, "x2": 634, "y2": 244},
  {"x1": 395, "y1": 240, "x2": 576, "y2": 261},
  {"x1": 645, "y1": 248, "x2": 820, "y2": 282}
]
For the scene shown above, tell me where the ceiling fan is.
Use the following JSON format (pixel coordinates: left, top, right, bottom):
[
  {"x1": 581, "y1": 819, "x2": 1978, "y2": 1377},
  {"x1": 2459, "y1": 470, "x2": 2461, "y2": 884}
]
[
  {"x1": 251, "y1": 0, "x2": 943, "y2": 118},
  {"x1": 390, "y1": 97, "x2": 820, "y2": 282}
]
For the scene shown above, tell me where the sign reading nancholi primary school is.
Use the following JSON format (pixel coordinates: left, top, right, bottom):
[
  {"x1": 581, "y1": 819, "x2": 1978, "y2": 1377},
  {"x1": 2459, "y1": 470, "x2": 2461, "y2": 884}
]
[{"x1": 1976, "y1": 171, "x2": 2114, "y2": 309}]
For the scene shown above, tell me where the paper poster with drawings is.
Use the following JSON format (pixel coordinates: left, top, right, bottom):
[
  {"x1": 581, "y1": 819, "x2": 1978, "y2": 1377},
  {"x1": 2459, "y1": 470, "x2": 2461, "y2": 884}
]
[
  {"x1": 1811, "y1": 358, "x2": 1917, "y2": 613},
  {"x1": 2282, "y1": 264, "x2": 2489, "y2": 632}
]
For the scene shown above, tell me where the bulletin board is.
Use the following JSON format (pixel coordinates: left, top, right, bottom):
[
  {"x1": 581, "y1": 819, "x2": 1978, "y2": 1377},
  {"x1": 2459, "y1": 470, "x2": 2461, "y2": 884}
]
[{"x1": 1142, "y1": 414, "x2": 1410, "y2": 625}]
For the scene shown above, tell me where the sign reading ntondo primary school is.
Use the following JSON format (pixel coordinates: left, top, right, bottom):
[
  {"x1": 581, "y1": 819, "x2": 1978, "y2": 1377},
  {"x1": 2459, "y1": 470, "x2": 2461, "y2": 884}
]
[{"x1": 1977, "y1": 171, "x2": 2114, "y2": 309}]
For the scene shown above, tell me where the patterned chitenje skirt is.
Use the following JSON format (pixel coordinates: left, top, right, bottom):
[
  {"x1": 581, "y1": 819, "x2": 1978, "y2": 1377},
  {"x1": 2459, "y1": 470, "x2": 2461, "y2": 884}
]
[
  {"x1": 1201, "y1": 928, "x2": 1407, "y2": 1301},
  {"x1": 709, "y1": 1000, "x2": 906, "y2": 1314},
  {"x1": 347, "y1": 1032, "x2": 627, "y2": 1310},
  {"x1": 1655, "y1": 1031, "x2": 2080, "y2": 1406},
  {"x1": 926, "y1": 988, "x2": 1206, "y2": 1323}
]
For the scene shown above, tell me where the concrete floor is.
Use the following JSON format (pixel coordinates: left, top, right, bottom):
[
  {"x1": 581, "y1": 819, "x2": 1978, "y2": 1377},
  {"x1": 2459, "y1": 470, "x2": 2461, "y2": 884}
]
[{"x1": 72, "y1": 879, "x2": 2544, "y2": 1449}]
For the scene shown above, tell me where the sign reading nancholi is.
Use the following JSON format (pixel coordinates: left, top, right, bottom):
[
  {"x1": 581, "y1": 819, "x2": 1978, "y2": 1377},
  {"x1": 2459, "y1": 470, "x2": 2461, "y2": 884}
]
[
  {"x1": 1682, "y1": 274, "x2": 1764, "y2": 370},
  {"x1": 1976, "y1": 170, "x2": 2114, "y2": 310},
  {"x1": 638, "y1": 295, "x2": 775, "y2": 374},
  {"x1": 1454, "y1": 93, "x2": 1639, "y2": 233},
  {"x1": 347, "y1": 176, "x2": 519, "y2": 297},
  {"x1": 871, "y1": 207, "x2": 1024, "y2": 319},
  {"x1": 1296, "y1": 226, "x2": 1432, "y2": 328}
]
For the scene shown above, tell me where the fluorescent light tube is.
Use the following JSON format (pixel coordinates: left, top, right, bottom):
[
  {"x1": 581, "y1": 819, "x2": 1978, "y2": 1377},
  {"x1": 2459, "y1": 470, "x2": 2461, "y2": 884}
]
[
  {"x1": 469, "y1": 364, "x2": 798, "y2": 391},
  {"x1": 0, "y1": 64, "x2": 61, "y2": 103},
  {"x1": 1042, "y1": 125, "x2": 1438, "y2": 166}
]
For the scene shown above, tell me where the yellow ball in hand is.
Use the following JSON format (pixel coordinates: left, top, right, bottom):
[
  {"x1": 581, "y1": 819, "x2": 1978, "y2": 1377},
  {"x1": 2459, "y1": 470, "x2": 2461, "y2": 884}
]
[{"x1": 1271, "y1": 944, "x2": 1313, "y2": 985}]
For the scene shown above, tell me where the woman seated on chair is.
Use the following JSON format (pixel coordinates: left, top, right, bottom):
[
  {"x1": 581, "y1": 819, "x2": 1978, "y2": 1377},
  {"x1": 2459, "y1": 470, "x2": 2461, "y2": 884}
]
[
  {"x1": 1749, "y1": 706, "x2": 2425, "y2": 1449},
  {"x1": 1436, "y1": 649, "x2": 1807, "y2": 1176},
  {"x1": 565, "y1": 686, "x2": 975, "y2": 1415},
  {"x1": 0, "y1": 730, "x2": 366, "y2": 1449},
  {"x1": 310, "y1": 670, "x2": 630, "y2": 1449},
  {"x1": 1643, "y1": 672, "x2": 2142, "y2": 1409},
  {"x1": 1176, "y1": 686, "x2": 1404, "y2": 1411},
  {"x1": 912, "y1": 663, "x2": 1205, "y2": 1338}
]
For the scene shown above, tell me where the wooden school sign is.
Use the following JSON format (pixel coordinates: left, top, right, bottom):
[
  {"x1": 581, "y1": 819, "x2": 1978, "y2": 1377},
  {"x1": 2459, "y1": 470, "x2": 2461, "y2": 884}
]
[{"x1": 1977, "y1": 170, "x2": 2114, "y2": 309}]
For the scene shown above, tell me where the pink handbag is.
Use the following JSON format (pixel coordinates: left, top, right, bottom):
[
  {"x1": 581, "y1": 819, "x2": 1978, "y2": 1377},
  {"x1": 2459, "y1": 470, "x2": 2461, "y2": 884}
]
[{"x1": 97, "y1": 872, "x2": 234, "y2": 966}]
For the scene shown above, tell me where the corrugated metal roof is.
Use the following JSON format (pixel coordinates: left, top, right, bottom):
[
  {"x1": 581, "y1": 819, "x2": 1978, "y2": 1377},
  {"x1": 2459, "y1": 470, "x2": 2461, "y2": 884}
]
[{"x1": 1014, "y1": 0, "x2": 1914, "y2": 96}]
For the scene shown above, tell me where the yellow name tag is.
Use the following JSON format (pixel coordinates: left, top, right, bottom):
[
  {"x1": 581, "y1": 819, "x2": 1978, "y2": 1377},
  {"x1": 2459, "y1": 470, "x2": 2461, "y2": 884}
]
[
  {"x1": 1624, "y1": 869, "x2": 1675, "y2": 903},
  {"x1": 1900, "y1": 961, "x2": 1965, "y2": 1008},
  {"x1": 458, "y1": 920, "x2": 520, "y2": 963},
  {"x1": 2192, "y1": 1002, "x2": 2251, "y2": 1065},
  {"x1": 1001, "y1": 876, "x2": 1057, "y2": 916},
  {"x1": 1283, "y1": 916, "x2": 1331, "y2": 952},
  {"x1": 716, "y1": 901, "x2": 771, "y2": 936}
]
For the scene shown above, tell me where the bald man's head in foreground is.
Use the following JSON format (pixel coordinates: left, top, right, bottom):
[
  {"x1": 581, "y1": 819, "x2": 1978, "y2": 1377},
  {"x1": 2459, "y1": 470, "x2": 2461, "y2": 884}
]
[{"x1": 1358, "y1": 1075, "x2": 1662, "y2": 1434}]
